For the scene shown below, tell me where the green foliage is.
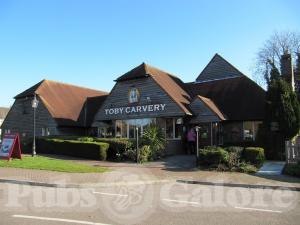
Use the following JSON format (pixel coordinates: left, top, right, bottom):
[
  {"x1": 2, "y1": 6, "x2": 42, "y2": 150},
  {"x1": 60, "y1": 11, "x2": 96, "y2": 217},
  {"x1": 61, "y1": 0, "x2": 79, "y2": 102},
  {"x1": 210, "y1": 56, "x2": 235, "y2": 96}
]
[
  {"x1": 77, "y1": 137, "x2": 94, "y2": 142},
  {"x1": 238, "y1": 162, "x2": 258, "y2": 173},
  {"x1": 142, "y1": 124, "x2": 166, "y2": 160},
  {"x1": 138, "y1": 145, "x2": 151, "y2": 163},
  {"x1": 243, "y1": 147, "x2": 265, "y2": 167},
  {"x1": 95, "y1": 138, "x2": 134, "y2": 161},
  {"x1": 37, "y1": 138, "x2": 109, "y2": 160},
  {"x1": 284, "y1": 163, "x2": 300, "y2": 177},
  {"x1": 266, "y1": 65, "x2": 300, "y2": 140},
  {"x1": 226, "y1": 151, "x2": 240, "y2": 170},
  {"x1": 198, "y1": 146, "x2": 229, "y2": 166}
]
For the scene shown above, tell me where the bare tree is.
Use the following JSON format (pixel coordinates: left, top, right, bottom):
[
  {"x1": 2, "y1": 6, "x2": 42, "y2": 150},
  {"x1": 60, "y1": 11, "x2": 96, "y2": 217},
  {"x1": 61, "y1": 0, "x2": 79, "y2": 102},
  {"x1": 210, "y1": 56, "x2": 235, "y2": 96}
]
[{"x1": 254, "y1": 31, "x2": 300, "y2": 87}]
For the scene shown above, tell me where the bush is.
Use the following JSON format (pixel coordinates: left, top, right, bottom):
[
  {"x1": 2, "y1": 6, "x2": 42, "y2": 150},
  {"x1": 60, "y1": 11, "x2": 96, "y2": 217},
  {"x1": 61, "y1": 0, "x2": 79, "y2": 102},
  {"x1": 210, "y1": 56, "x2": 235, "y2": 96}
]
[
  {"x1": 21, "y1": 138, "x2": 33, "y2": 154},
  {"x1": 239, "y1": 162, "x2": 258, "y2": 173},
  {"x1": 284, "y1": 163, "x2": 300, "y2": 177},
  {"x1": 36, "y1": 138, "x2": 109, "y2": 160},
  {"x1": 224, "y1": 146, "x2": 243, "y2": 170},
  {"x1": 142, "y1": 124, "x2": 166, "y2": 160},
  {"x1": 138, "y1": 145, "x2": 151, "y2": 163},
  {"x1": 95, "y1": 138, "x2": 134, "y2": 161},
  {"x1": 77, "y1": 137, "x2": 94, "y2": 142},
  {"x1": 198, "y1": 146, "x2": 229, "y2": 166},
  {"x1": 243, "y1": 147, "x2": 265, "y2": 167}
]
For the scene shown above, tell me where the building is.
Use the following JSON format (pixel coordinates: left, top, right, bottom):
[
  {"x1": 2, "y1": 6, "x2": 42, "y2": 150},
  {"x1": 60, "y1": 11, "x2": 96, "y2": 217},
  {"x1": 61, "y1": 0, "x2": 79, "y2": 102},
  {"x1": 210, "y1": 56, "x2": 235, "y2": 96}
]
[
  {"x1": 1, "y1": 80, "x2": 108, "y2": 139},
  {"x1": 0, "y1": 107, "x2": 10, "y2": 139},
  {"x1": 2, "y1": 54, "x2": 266, "y2": 155},
  {"x1": 92, "y1": 54, "x2": 266, "y2": 154}
]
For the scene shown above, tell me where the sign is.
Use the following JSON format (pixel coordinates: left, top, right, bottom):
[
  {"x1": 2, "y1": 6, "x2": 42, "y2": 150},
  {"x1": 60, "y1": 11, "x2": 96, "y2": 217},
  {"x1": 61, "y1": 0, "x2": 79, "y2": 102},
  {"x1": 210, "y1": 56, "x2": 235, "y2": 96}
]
[
  {"x1": 128, "y1": 88, "x2": 140, "y2": 103},
  {"x1": 0, "y1": 134, "x2": 22, "y2": 160},
  {"x1": 104, "y1": 104, "x2": 166, "y2": 115}
]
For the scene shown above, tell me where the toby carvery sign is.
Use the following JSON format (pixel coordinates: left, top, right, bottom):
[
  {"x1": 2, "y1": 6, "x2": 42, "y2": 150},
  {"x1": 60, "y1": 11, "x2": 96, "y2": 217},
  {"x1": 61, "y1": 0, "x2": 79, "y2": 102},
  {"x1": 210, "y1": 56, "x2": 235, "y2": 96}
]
[{"x1": 105, "y1": 104, "x2": 166, "y2": 115}]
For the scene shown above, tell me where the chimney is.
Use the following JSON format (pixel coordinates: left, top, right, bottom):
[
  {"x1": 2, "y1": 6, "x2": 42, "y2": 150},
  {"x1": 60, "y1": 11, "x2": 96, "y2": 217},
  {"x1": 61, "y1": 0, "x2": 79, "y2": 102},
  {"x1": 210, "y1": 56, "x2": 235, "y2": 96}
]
[{"x1": 280, "y1": 53, "x2": 295, "y2": 91}]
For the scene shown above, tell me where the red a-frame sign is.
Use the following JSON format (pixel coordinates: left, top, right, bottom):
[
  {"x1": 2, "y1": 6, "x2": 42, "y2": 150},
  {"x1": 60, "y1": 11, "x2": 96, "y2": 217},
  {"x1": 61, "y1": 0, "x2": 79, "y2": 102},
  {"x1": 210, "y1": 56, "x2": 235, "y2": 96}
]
[{"x1": 0, "y1": 134, "x2": 22, "y2": 160}]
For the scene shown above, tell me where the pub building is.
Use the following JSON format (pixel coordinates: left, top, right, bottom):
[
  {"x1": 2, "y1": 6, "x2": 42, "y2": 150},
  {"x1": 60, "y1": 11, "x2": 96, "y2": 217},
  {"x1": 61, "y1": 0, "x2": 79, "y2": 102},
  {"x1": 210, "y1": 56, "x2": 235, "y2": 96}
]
[
  {"x1": 1, "y1": 54, "x2": 266, "y2": 155},
  {"x1": 92, "y1": 54, "x2": 265, "y2": 155}
]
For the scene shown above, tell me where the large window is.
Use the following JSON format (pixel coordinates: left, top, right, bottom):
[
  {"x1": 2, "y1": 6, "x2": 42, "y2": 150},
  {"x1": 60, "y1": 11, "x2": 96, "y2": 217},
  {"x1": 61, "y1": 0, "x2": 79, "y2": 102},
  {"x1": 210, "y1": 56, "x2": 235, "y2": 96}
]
[
  {"x1": 243, "y1": 121, "x2": 262, "y2": 141},
  {"x1": 100, "y1": 118, "x2": 183, "y2": 140}
]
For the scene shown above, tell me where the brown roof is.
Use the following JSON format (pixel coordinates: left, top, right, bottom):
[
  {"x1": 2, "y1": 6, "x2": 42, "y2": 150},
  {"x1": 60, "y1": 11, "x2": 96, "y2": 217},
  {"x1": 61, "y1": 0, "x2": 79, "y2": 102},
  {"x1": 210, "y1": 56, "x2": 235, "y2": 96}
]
[
  {"x1": 116, "y1": 63, "x2": 192, "y2": 115},
  {"x1": 197, "y1": 95, "x2": 226, "y2": 120},
  {"x1": 185, "y1": 76, "x2": 266, "y2": 121},
  {"x1": 0, "y1": 107, "x2": 10, "y2": 119},
  {"x1": 15, "y1": 80, "x2": 108, "y2": 127}
]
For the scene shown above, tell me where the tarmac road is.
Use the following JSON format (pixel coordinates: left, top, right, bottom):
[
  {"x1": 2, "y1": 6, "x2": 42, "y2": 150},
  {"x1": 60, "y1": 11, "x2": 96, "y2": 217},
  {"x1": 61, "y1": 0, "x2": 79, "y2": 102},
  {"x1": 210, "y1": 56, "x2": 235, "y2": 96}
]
[{"x1": 0, "y1": 180, "x2": 299, "y2": 225}]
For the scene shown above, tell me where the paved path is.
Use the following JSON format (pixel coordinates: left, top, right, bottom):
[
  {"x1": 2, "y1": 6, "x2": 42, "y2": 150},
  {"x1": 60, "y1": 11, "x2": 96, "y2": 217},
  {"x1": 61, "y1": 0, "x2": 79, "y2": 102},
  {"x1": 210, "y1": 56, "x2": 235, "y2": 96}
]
[
  {"x1": 0, "y1": 155, "x2": 299, "y2": 189},
  {"x1": 256, "y1": 161, "x2": 286, "y2": 175}
]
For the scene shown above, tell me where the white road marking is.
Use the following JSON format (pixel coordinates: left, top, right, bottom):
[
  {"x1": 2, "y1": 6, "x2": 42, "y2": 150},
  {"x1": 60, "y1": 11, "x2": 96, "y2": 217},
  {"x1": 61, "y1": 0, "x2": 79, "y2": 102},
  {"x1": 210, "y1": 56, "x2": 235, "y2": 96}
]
[
  {"x1": 162, "y1": 198, "x2": 200, "y2": 205},
  {"x1": 12, "y1": 215, "x2": 112, "y2": 225},
  {"x1": 234, "y1": 206, "x2": 282, "y2": 213},
  {"x1": 93, "y1": 191, "x2": 128, "y2": 197}
]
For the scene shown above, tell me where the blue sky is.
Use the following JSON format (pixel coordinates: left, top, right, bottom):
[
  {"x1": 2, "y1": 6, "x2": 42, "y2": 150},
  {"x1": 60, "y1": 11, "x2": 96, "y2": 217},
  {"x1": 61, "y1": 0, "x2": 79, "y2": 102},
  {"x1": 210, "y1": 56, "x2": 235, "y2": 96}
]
[{"x1": 0, "y1": 0, "x2": 299, "y2": 107}]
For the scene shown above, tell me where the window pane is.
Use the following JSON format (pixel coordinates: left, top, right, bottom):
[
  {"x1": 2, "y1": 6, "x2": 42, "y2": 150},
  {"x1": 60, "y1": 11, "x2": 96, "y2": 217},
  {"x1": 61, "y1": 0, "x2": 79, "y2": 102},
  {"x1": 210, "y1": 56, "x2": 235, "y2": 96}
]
[
  {"x1": 243, "y1": 121, "x2": 254, "y2": 140},
  {"x1": 166, "y1": 118, "x2": 174, "y2": 139},
  {"x1": 175, "y1": 118, "x2": 183, "y2": 139}
]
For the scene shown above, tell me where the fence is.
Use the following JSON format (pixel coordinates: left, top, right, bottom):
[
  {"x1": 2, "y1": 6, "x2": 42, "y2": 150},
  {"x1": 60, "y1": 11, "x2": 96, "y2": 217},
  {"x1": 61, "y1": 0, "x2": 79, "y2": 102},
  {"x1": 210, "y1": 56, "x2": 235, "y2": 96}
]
[{"x1": 286, "y1": 137, "x2": 300, "y2": 164}]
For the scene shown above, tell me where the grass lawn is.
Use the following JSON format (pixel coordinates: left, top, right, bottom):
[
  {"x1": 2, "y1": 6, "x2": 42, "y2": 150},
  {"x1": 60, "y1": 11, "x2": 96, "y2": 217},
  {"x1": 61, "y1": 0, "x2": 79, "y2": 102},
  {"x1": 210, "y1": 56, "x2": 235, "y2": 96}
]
[{"x1": 0, "y1": 156, "x2": 109, "y2": 173}]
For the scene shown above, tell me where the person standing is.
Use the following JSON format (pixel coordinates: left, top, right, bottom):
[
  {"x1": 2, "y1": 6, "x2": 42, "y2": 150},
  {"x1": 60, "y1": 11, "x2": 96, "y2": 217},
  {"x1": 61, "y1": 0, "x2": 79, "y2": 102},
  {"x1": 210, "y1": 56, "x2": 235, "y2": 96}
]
[{"x1": 187, "y1": 127, "x2": 196, "y2": 154}]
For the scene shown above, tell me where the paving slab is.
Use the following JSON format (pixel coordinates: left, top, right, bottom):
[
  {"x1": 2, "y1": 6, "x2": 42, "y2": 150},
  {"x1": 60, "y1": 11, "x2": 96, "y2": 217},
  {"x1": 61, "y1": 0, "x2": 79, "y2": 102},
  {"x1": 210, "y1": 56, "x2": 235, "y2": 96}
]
[{"x1": 256, "y1": 161, "x2": 286, "y2": 175}]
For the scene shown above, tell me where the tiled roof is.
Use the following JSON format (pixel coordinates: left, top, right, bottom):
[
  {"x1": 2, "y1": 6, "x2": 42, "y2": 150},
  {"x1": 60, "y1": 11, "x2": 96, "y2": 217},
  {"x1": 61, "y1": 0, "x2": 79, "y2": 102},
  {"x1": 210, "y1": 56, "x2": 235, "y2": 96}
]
[
  {"x1": 196, "y1": 54, "x2": 244, "y2": 82},
  {"x1": 197, "y1": 95, "x2": 226, "y2": 121},
  {"x1": 185, "y1": 76, "x2": 265, "y2": 121},
  {"x1": 116, "y1": 63, "x2": 192, "y2": 115},
  {"x1": 15, "y1": 80, "x2": 108, "y2": 127}
]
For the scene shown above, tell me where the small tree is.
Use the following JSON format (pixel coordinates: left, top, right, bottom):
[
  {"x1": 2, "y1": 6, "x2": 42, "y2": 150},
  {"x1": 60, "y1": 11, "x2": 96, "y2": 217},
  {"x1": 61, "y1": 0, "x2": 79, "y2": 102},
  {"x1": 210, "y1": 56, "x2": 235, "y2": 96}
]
[
  {"x1": 142, "y1": 124, "x2": 166, "y2": 160},
  {"x1": 263, "y1": 63, "x2": 300, "y2": 159}
]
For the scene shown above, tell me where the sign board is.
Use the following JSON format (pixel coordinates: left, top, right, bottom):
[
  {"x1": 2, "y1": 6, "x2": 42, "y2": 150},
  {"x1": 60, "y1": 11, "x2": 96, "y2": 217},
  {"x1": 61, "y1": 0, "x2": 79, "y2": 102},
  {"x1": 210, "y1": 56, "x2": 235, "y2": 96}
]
[
  {"x1": 0, "y1": 134, "x2": 22, "y2": 160},
  {"x1": 104, "y1": 104, "x2": 166, "y2": 115}
]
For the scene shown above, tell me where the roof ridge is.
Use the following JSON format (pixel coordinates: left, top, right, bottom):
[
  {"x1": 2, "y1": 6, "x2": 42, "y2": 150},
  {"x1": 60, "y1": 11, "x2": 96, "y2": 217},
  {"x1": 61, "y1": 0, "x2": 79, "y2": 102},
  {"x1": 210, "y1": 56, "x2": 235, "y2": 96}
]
[
  {"x1": 143, "y1": 63, "x2": 182, "y2": 79},
  {"x1": 43, "y1": 79, "x2": 108, "y2": 94}
]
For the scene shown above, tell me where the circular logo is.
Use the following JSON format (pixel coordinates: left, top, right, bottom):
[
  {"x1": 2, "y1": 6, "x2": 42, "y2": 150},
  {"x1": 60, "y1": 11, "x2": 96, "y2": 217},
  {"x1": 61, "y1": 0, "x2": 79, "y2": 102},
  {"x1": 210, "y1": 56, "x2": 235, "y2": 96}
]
[
  {"x1": 128, "y1": 88, "x2": 140, "y2": 103},
  {"x1": 99, "y1": 168, "x2": 155, "y2": 224}
]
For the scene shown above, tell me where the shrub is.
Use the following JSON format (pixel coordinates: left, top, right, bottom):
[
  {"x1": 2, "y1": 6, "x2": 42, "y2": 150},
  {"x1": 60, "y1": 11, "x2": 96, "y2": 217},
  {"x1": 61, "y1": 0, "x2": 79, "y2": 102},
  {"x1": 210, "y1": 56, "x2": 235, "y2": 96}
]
[
  {"x1": 239, "y1": 162, "x2": 258, "y2": 173},
  {"x1": 95, "y1": 138, "x2": 134, "y2": 161},
  {"x1": 284, "y1": 164, "x2": 300, "y2": 177},
  {"x1": 243, "y1": 147, "x2": 265, "y2": 167},
  {"x1": 198, "y1": 146, "x2": 229, "y2": 166},
  {"x1": 21, "y1": 138, "x2": 33, "y2": 154},
  {"x1": 138, "y1": 145, "x2": 151, "y2": 163},
  {"x1": 77, "y1": 137, "x2": 94, "y2": 142},
  {"x1": 224, "y1": 146, "x2": 243, "y2": 170},
  {"x1": 142, "y1": 124, "x2": 166, "y2": 160},
  {"x1": 36, "y1": 138, "x2": 109, "y2": 160}
]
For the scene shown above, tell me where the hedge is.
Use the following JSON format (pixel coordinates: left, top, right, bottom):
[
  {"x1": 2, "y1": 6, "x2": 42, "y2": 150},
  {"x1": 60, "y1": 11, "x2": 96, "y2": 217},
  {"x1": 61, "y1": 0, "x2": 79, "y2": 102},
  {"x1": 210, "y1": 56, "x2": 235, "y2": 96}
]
[
  {"x1": 198, "y1": 146, "x2": 229, "y2": 166},
  {"x1": 36, "y1": 138, "x2": 109, "y2": 160},
  {"x1": 243, "y1": 147, "x2": 265, "y2": 167},
  {"x1": 94, "y1": 138, "x2": 134, "y2": 161}
]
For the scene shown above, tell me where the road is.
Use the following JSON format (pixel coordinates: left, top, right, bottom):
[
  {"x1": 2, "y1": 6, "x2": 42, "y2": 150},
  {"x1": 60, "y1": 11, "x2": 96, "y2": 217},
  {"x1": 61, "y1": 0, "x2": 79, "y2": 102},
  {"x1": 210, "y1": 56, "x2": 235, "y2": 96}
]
[{"x1": 0, "y1": 178, "x2": 299, "y2": 225}]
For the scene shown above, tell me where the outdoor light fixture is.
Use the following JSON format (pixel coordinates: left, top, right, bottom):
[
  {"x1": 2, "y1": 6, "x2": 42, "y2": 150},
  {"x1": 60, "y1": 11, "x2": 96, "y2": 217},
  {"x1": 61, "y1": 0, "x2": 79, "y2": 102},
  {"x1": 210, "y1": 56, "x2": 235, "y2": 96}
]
[
  {"x1": 195, "y1": 126, "x2": 200, "y2": 165},
  {"x1": 31, "y1": 94, "x2": 39, "y2": 157},
  {"x1": 136, "y1": 127, "x2": 139, "y2": 163}
]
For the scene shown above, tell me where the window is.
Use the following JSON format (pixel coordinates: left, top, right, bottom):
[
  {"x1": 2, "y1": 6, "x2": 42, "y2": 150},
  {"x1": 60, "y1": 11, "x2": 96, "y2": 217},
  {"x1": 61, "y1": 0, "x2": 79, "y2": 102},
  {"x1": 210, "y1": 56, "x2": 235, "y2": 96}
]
[
  {"x1": 166, "y1": 118, "x2": 174, "y2": 139},
  {"x1": 42, "y1": 128, "x2": 50, "y2": 137},
  {"x1": 174, "y1": 118, "x2": 183, "y2": 139},
  {"x1": 4, "y1": 129, "x2": 10, "y2": 134},
  {"x1": 243, "y1": 121, "x2": 262, "y2": 141},
  {"x1": 166, "y1": 118, "x2": 183, "y2": 139}
]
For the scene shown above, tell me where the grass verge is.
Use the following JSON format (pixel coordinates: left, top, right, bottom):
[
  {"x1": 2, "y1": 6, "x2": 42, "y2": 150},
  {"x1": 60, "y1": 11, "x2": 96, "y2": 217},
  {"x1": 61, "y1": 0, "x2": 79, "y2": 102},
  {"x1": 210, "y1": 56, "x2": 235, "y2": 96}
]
[{"x1": 0, "y1": 156, "x2": 109, "y2": 173}]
